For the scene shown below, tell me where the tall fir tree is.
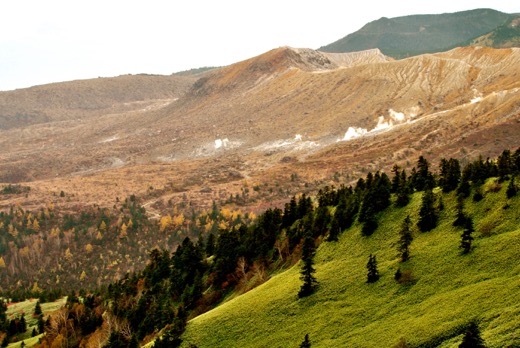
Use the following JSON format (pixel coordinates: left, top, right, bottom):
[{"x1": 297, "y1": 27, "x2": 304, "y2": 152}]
[
  {"x1": 453, "y1": 195, "x2": 468, "y2": 227},
  {"x1": 300, "y1": 334, "x2": 311, "y2": 348},
  {"x1": 459, "y1": 321, "x2": 486, "y2": 348},
  {"x1": 33, "y1": 300, "x2": 42, "y2": 316},
  {"x1": 298, "y1": 233, "x2": 318, "y2": 298},
  {"x1": 460, "y1": 217, "x2": 475, "y2": 254},
  {"x1": 366, "y1": 254, "x2": 380, "y2": 283},
  {"x1": 417, "y1": 189, "x2": 437, "y2": 232},
  {"x1": 398, "y1": 215, "x2": 413, "y2": 262},
  {"x1": 395, "y1": 170, "x2": 410, "y2": 207},
  {"x1": 506, "y1": 176, "x2": 517, "y2": 199}
]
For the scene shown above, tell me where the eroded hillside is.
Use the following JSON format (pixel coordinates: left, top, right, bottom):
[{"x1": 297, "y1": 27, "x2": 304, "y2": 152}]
[{"x1": 1, "y1": 46, "x2": 519, "y2": 216}]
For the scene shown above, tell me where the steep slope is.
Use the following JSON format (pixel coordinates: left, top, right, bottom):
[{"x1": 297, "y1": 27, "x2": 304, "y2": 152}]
[
  {"x1": 320, "y1": 8, "x2": 511, "y2": 58},
  {"x1": 470, "y1": 15, "x2": 520, "y2": 48},
  {"x1": 0, "y1": 46, "x2": 519, "y2": 216},
  {"x1": 182, "y1": 185, "x2": 520, "y2": 347}
]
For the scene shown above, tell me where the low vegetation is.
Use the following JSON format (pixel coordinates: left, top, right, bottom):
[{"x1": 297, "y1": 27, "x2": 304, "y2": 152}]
[{"x1": 0, "y1": 147, "x2": 519, "y2": 347}]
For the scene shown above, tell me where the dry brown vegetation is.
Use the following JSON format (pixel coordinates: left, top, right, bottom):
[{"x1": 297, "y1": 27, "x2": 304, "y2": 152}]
[{"x1": 1, "y1": 46, "x2": 519, "y2": 217}]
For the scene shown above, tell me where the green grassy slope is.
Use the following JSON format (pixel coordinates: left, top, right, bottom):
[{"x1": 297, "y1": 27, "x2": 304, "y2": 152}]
[
  {"x1": 319, "y1": 9, "x2": 511, "y2": 58},
  {"x1": 5, "y1": 298, "x2": 66, "y2": 347},
  {"x1": 182, "y1": 180, "x2": 520, "y2": 347}
]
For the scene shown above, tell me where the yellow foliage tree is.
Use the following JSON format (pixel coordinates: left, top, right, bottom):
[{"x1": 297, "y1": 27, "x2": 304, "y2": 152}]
[
  {"x1": 96, "y1": 231, "x2": 103, "y2": 240},
  {"x1": 19, "y1": 246, "x2": 30, "y2": 258},
  {"x1": 32, "y1": 282, "x2": 42, "y2": 293},
  {"x1": 99, "y1": 221, "x2": 107, "y2": 232},
  {"x1": 221, "y1": 208, "x2": 232, "y2": 220},
  {"x1": 232, "y1": 209, "x2": 243, "y2": 221},
  {"x1": 65, "y1": 248, "x2": 73, "y2": 261},
  {"x1": 8, "y1": 223, "x2": 18, "y2": 238},
  {"x1": 85, "y1": 244, "x2": 93, "y2": 254},
  {"x1": 119, "y1": 223, "x2": 128, "y2": 238},
  {"x1": 173, "y1": 213, "x2": 185, "y2": 227},
  {"x1": 159, "y1": 215, "x2": 172, "y2": 232},
  {"x1": 0, "y1": 256, "x2": 6, "y2": 268},
  {"x1": 80, "y1": 271, "x2": 87, "y2": 281},
  {"x1": 32, "y1": 218, "x2": 40, "y2": 231}
]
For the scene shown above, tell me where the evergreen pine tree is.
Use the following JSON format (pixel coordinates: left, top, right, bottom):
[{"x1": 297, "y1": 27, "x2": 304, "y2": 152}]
[
  {"x1": 37, "y1": 315, "x2": 44, "y2": 334},
  {"x1": 460, "y1": 217, "x2": 475, "y2": 254},
  {"x1": 391, "y1": 164, "x2": 401, "y2": 193},
  {"x1": 453, "y1": 195, "x2": 468, "y2": 227},
  {"x1": 300, "y1": 334, "x2": 311, "y2": 348},
  {"x1": 395, "y1": 170, "x2": 410, "y2": 207},
  {"x1": 417, "y1": 189, "x2": 437, "y2": 232},
  {"x1": 472, "y1": 186, "x2": 484, "y2": 202},
  {"x1": 457, "y1": 173, "x2": 471, "y2": 198},
  {"x1": 298, "y1": 233, "x2": 318, "y2": 298},
  {"x1": 366, "y1": 254, "x2": 380, "y2": 283},
  {"x1": 361, "y1": 213, "x2": 378, "y2": 237},
  {"x1": 327, "y1": 214, "x2": 341, "y2": 242},
  {"x1": 33, "y1": 300, "x2": 42, "y2": 316},
  {"x1": 459, "y1": 321, "x2": 486, "y2": 348},
  {"x1": 398, "y1": 216, "x2": 413, "y2": 262},
  {"x1": 506, "y1": 176, "x2": 517, "y2": 198}
]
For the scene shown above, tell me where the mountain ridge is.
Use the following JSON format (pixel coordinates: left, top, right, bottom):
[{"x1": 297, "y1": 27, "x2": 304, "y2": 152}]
[{"x1": 320, "y1": 8, "x2": 514, "y2": 58}]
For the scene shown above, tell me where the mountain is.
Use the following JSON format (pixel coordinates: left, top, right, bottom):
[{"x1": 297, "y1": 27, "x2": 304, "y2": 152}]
[
  {"x1": 319, "y1": 8, "x2": 512, "y2": 58},
  {"x1": 182, "y1": 181, "x2": 520, "y2": 347},
  {"x1": 1, "y1": 46, "x2": 519, "y2": 213},
  {"x1": 1, "y1": 13, "x2": 520, "y2": 348},
  {"x1": 0, "y1": 74, "x2": 198, "y2": 130},
  {"x1": 469, "y1": 14, "x2": 520, "y2": 48}
]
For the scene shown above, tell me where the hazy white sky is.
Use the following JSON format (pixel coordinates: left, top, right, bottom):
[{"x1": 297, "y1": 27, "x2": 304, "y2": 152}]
[{"x1": 1, "y1": 1, "x2": 518, "y2": 91}]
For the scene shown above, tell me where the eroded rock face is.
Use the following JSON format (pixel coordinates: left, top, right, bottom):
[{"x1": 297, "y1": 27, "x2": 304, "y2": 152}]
[{"x1": 1, "y1": 46, "x2": 519, "y2": 212}]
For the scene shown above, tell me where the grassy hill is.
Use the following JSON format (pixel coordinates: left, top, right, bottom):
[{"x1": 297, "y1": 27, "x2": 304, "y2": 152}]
[
  {"x1": 182, "y1": 179, "x2": 520, "y2": 347},
  {"x1": 320, "y1": 8, "x2": 511, "y2": 58},
  {"x1": 469, "y1": 15, "x2": 520, "y2": 48}
]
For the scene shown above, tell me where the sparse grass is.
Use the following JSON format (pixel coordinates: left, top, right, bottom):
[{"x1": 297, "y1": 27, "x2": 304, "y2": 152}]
[
  {"x1": 182, "y1": 185, "x2": 520, "y2": 347},
  {"x1": 5, "y1": 298, "x2": 66, "y2": 347}
]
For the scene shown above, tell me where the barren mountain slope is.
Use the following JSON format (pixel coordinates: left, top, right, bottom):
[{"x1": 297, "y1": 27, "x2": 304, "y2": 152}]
[
  {"x1": 0, "y1": 74, "x2": 197, "y2": 129},
  {"x1": 1, "y1": 46, "x2": 519, "y2": 215}
]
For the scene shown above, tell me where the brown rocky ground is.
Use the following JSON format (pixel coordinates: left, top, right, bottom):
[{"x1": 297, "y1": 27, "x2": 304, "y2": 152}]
[{"x1": 1, "y1": 46, "x2": 519, "y2": 216}]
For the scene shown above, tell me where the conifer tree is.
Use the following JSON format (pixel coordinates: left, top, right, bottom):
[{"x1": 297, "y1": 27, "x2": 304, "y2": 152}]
[
  {"x1": 361, "y1": 212, "x2": 378, "y2": 237},
  {"x1": 453, "y1": 195, "x2": 468, "y2": 228},
  {"x1": 366, "y1": 254, "x2": 380, "y2": 283},
  {"x1": 459, "y1": 321, "x2": 486, "y2": 348},
  {"x1": 395, "y1": 170, "x2": 410, "y2": 207},
  {"x1": 327, "y1": 214, "x2": 341, "y2": 242},
  {"x1": 506, "y1": 176, "x2": 517, "y2": 199},
  {"x1": 34, "y1": 300, "x2": 42, "y2": 316},
  {"x1": 417, "y1": 189, "x2": 437, "y2": 232},
  {"x1": 460, "y1": 217, "x2": 475, "y2": 254},
  {"x1": 298, "y1": 233, "x2": 318, "y2": 298},
  {"x1": 398, "y1": 216, "x2": 413, "y2": 262},
  {"x1": 457, "y1": 173, "x2": 471, "y2": 198},
  {"x1": 391, "y1": 164, "x2": 401, "y2": 193},
  {"x1": 300, "y1": 334, "x2": 311, "y2": 348}
]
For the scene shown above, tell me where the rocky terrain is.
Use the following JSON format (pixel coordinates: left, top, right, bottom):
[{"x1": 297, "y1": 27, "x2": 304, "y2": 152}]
[{"x1": 1, "y1": 46, "x2": 519, "y2": 217}]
